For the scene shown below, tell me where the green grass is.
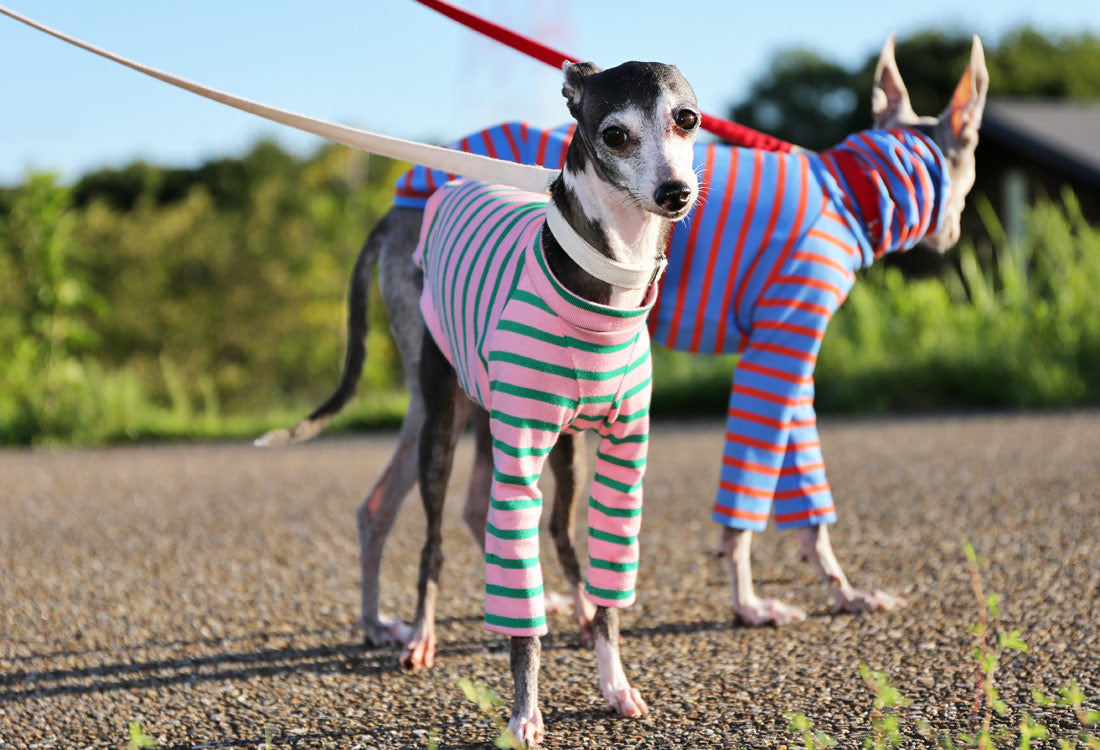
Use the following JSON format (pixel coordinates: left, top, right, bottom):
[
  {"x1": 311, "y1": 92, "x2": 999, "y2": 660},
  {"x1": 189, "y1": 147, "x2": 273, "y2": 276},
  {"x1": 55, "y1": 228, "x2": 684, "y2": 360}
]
[{"x1": 0, "y1": 351, "x2": 409, "y2": 446}]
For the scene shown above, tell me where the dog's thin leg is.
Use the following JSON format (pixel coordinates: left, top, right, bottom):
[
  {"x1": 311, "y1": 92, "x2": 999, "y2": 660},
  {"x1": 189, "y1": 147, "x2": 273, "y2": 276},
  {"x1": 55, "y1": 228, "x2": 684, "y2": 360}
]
[
  {"x1": 720, "y1": 527, "x2": 806, "y2": 625},
  {"x1": 400, "y1": 331, "x2": 462, "y2": 671},
  {"x1": 546, "y1": 433, "x2": 596, "y2": 643},
  {"x1": 357, "y1": 396, "x2": 423, "y2": 647},
  {"x1": 798, "y1": 525, "x2": 906, "y2": 613},
  {"x1": 509, "y1": 636, "x2": 545, "y2": 747},
  {"x1": 358, "y1": 208, "x2": 433, "y2": 648},
  {"x1": 592, "y1": 606, "x2": 647, "y2": 717},
  {"x1": 462, "y1": 408, "x2": 492, "y2": 551}
]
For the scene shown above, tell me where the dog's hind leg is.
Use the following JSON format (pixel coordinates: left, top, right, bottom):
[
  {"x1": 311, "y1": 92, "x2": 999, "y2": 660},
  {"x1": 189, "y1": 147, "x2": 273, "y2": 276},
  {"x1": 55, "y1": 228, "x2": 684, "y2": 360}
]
[
  {"x1": 357, "y1": 396, "x2": 423, "y2": 647},
  {"x1": 357, "y1": 207, "x2": 440, "y2": 647},
  {"x1": 546, "y1": 433, "x2": 596, "y2": 644},
  {"x1": 781, "y1": 398, "x2": 905, "y2": 613},
  {"x1": 461, "y1": 408, "x2": 492, "y2": 551},
  {"x1": 401, "y1": 329, "x2": 465, "y2": 671},
  {"x1": 798, "y1": 525, "x2": 907, "y2": 613},
  {"x1": 593, "y1": 606, "x2": 648, "y2": 717}
]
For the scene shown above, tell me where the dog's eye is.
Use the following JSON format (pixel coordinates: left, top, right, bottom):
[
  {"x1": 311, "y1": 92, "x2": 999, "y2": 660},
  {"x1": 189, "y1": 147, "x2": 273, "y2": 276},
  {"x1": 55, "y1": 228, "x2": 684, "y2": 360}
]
[
  {"x1": 676, "y1": 109, "x2": 699, "y2": 131},
  {"x1": 601, "y1": 126, "x2": 628, "y2": 148}
]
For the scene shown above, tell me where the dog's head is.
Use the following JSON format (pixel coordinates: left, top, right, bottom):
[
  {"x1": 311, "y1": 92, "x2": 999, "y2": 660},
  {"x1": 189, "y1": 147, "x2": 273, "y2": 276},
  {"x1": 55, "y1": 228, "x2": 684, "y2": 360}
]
[
  {"x1": 561, "y1": 60, "x2": 700, "y2": 220},
  {"x1": 871, "y1": 34, "x2": 989, "y2": 251}
]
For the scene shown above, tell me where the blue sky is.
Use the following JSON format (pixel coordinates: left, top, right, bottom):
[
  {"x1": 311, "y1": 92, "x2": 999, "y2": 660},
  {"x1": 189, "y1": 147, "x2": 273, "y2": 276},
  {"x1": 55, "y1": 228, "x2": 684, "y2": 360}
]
[{"x1": 2, "y1": 0, "x2": 1098, "y2": 186}]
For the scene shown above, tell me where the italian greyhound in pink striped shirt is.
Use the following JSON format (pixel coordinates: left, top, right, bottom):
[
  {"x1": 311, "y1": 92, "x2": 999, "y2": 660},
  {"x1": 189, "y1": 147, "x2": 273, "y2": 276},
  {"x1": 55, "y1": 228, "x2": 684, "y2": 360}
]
[{"x1": 381, "y1": 61, "x2": 699, "y2": 746}]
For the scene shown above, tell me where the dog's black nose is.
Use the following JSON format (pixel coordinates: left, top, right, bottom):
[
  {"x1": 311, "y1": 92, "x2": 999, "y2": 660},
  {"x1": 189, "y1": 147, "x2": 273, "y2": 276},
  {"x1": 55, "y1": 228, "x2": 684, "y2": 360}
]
[{"x1": 655, "y1": 181, "x2": 692, "y2": 212}]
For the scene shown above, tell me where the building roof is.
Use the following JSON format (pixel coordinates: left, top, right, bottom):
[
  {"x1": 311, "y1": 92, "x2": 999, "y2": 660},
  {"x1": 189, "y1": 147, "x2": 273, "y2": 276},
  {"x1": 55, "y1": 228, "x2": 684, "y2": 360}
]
[{"x1": 983, "y1": 98, "x2": 1100, "y2": 188}]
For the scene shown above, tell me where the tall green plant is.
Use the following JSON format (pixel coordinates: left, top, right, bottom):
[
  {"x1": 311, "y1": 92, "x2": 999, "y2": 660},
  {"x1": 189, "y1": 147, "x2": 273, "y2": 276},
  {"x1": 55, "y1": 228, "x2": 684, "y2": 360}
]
[
  {"x1": 816, "y1": 190, "x2": 1100, "y2": 412},
  {"x1": 0, "y1": 175, "x2": 108, "y2": 442},
  {"x1": 785, "y1": 543, "x2": 1098, "y2": 748}
]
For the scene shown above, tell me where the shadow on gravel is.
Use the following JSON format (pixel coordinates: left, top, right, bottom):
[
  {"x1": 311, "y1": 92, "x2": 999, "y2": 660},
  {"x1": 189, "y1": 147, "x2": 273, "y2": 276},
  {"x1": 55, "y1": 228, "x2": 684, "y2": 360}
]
[
  {"x1": 622, "y1": 618, "x2": 732, "y2": 639},
  {"x1": 1, "y1": 632, "x2": 603, "y2": 704},
  {"x1": 157, "y1": 725, "x2": 480, "y2": 750},
  {"x1": 0, "y1": 640, "x2": 402, "y2": 703},
  {"x1": 154, "y1": 718, "x2": 507, "y2": 750},
  {"x1": 2, "y1": 626, "x2": 349, "y2": 664},
  {"x1": 160, "y1": 711, "x2": 635, "y2": 750},
  {"x1": 548, "y1": 706, "x2": 626, "y2": 724}
]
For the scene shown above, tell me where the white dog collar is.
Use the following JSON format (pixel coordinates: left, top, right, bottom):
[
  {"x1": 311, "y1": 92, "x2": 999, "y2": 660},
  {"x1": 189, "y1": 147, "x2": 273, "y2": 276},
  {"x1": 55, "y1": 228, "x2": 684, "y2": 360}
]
[{"x1": 544, "y1": 201, "x2": 667, "y2": 291}]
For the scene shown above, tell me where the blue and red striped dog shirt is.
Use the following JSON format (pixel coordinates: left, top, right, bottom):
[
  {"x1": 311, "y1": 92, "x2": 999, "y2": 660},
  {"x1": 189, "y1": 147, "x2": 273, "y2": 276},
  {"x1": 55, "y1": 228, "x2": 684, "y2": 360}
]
[{"x1": 395, "y1": 123, "x2": 950, "y2": 531}]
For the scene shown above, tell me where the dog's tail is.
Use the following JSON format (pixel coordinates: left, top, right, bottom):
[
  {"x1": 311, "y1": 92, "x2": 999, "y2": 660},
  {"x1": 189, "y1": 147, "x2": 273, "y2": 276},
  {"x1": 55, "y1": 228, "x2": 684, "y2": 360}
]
[{"x1": 254, "y1": 215, "x2": 386, "y2": 447}]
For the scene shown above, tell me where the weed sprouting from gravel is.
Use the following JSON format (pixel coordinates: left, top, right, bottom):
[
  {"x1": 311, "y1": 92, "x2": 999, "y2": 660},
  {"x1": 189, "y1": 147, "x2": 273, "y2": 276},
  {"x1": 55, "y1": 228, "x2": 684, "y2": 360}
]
[
  {"x1": 785, "y1": 710, "x2": 838, "y2": 749},
  {"x1": 1032, "y1": 680, "x2": 1100, "y2": 749},
  {"x1": 125, "y1": 719, "x2": 281, "y2": 749},
  {"x1": 785, "y1": 542, "x2": 1099, "y2": 749},
  {"x1": 786, "y1": 665, "x2": 911, "y2": 749},
  {"x1": 455, "y1": 677, "x2": 524, "y2": 749},
  {"x1": 126, "y1": 720, "x2": 156, "y2": 749},
  {"x1": 960, "y1": 541, "x2": 1030, "y2": 748},
  {"x1": 860, "y1": 662, "x2": 911, "y2": 748}
]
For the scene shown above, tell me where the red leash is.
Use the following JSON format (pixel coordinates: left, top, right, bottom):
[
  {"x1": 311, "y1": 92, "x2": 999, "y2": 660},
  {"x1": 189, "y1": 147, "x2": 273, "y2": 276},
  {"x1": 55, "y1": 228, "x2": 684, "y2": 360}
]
[{"x1": 412, "y1": 0, "x2": 796, "y2": 153}]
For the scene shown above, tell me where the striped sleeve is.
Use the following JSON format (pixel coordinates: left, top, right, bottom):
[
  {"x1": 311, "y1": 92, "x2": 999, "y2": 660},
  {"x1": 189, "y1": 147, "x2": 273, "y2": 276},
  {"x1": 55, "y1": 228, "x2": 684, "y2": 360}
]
[
  {"x1": 584, "y1": 345, "x2": 652, "y2": 608},
  {"x1": 482, "y1": 316, "x2": 578, "y2": 637},
  {"x1": 712, "y1": 314, "x2": 823, "y2": 531}
]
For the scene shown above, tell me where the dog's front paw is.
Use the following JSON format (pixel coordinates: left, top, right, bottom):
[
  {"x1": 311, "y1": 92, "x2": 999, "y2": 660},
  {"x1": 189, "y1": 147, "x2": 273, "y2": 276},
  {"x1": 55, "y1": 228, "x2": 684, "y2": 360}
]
[
  {"x1": 398, "y1": 625, "x2": 436, "y2": 671},
  {"x1": 833, "y1": 587, "x2": 907, "y2": 614},
  {"x1": 507, "y1": 706, "x2": 544, "y2": 748},
  {"x1": 361, "y1": 616, "x2": 412, "y2": 648},
  {"x1": 604, "y1": 686, "x2": 649, "y2": 717},
  {"x1": 733, "y1": 598, "x2": 806, "y2": 626}
]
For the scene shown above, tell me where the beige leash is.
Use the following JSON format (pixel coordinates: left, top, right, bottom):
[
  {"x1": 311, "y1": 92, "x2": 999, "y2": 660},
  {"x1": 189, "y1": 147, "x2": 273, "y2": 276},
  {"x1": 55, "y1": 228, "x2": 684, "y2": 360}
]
[{"x1": 0, "y1": 5, "x2": 559, "y2": 195}]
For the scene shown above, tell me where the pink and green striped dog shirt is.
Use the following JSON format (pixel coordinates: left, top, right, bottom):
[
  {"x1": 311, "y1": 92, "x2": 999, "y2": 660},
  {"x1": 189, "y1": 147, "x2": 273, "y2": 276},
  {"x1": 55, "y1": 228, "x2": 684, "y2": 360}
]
[{"x1": 414, "y1": 178, "x2": 655, "y2": 637}]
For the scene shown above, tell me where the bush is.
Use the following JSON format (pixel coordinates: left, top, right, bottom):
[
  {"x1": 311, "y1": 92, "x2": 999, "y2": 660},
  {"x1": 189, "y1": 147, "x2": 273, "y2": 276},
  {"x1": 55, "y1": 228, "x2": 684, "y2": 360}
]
[
  {"x1": 0, "y1": 146, "x2": 408, "y2": 445},
  {"x1": 2, "y1": 146, "x2": 1098, "y2": 445}
]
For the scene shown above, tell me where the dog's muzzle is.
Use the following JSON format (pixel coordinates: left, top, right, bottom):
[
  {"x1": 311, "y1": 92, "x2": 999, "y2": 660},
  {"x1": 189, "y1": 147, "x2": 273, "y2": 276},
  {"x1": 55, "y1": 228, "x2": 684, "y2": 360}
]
[{"x1": 655, "y1": 181, "x2": 693, "y2": 212}]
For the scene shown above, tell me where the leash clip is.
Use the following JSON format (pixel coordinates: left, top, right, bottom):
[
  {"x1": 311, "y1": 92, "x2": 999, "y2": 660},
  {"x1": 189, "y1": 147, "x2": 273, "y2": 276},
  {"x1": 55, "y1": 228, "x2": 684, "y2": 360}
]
[{"x1": 648, "y1": 252, "x2": 668, "y2": 289}]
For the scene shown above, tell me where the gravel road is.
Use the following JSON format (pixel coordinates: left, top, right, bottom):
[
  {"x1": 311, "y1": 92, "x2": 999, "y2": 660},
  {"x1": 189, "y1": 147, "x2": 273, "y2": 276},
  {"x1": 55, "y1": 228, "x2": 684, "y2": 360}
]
[{"x1": 2, "y1": 412, "x2": 1098, "y2": 748}]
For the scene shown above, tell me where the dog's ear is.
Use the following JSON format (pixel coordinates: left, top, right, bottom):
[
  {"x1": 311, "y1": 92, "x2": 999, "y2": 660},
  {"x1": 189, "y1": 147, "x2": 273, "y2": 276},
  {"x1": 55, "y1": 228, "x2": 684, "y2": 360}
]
[
  {"x1": 562, "y1": 61, "x2": 599, "y2": 116},
  {"x1": 871, "y1": 34, "x2": 915, "y2": 127},
  {"x1": 942, "y1": 35, "x2": 989, "y2": 144}
]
